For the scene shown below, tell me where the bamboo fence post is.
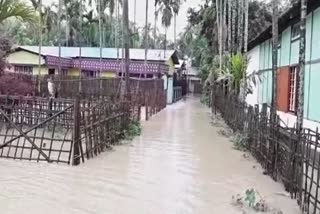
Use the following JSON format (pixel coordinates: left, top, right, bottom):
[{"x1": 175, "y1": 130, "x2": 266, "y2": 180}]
[{"x1": 72, "y1": 96, "x2": 81, "y2": 165}]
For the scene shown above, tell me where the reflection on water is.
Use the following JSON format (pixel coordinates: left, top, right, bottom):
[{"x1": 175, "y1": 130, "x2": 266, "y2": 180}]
[{"x1": 0, "y1": 97, "x2": 300, "y2": 214}]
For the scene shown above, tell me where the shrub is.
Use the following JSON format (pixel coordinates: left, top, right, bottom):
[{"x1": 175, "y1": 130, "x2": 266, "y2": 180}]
[
  {"x1": 124, "y1": 120, "x2": 142, "y2": 141},
  {"x1": 0, "y1": 73, "x2": 34, "y2": 95}
]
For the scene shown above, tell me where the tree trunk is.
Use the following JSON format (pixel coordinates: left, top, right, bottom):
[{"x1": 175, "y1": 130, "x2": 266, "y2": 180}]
[
  {"x1": 164, "y1": 28, "x2": 167, "y2": 58},
  {"x1": 98, "y1": 0, "x2": 103, "y2": 79},
  {"x1": 219, "y1": 0, "x2": 223, "y2": 69},
  {"x1": 215, "y1": 0, "x2": 222, "y2": 70},
  {"x1": 223, "y1": 0, "x2": 227, "y2": 52},
  {"x1": 242, "y1": 0, "x2": 249, "y2": 101},
  {"x1": 174, "y1": 13, "x2": 177, "y2": 49},
  {"x1": 79, "y1": 0, "x2": 83, "y2": 93},
  {"x1": 103, "y1": 17, "x2": 106, "y2": 47},
  {"x1": 237, "y1": 0, "x2": 243, "y2": 53},
  {"x1": 66, "y1": 17, "x2": 69, "y2": 46},
  {"x1": 144, "y1": 0, "x2": 149, "y2": 74},
  {"x1": 244, "y1": 0, "x2": 249, "y2": 54},
  {"x1": 296, "y1": 1, "x2": 307, "y2": 208},
  {"x1": 231, "y1": 0, "x2": 236, "y2": 54},
  {"x1": 116, "y1": 0, "x2": 119, "y2": 56},
  {"x1": 134, "y1": 0, "x2": 137, "y2": 48},
  {"x1": 58, "y1": 0, "x2": 62, "y2": 76},
  {"x1": 271, "y1": 0, "x2": 279, "y2": 116},
  {"x1": 154, "y1": 4, "x2": 157, "y2": 49},
  {"x1": 123, "y1": 0, "x2": 130, "y2": 94},
  {"x1": 228, "y1": 0, "x2": 232, "y2": 53},
  {"x1": 37, "y1": 0, "x2": 43, "y2": 93},
  {"x1": 297, "y1": 0, "x2": 307, "y2": 131}
]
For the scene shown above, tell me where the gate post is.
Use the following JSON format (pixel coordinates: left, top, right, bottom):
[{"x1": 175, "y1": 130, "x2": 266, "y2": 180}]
[{"x1": 73, "y1": 96, "x2": 81, "y2": 165}]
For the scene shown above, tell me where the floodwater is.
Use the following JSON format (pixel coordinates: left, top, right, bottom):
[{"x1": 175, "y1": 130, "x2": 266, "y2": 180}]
[{"x1": 0, "y1": 96, "x2": 300, "y2": 214}]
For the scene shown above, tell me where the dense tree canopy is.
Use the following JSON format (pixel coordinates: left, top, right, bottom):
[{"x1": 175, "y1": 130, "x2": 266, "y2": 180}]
[
  {"x1": 175, "y1": 0, "x2": 275, "y2": 83},
  {"x1": 0, "y1": 0, "x2": 174, "y2": 49}
]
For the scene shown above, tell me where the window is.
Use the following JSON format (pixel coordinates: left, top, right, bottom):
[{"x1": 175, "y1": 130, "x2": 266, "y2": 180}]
[
  {"x1": 82, "y1": 70, "x2": 97, "y2": 78},
  {"x1": 48, "y1": 68, "x2": 55, "y2": 75},
  {"x1": 291, "y1": 23, "x2": 300, "y2": 41},
  {"x1": 14, "y1": 65, "x2": 33, "y2": 75},
  {"x1": 288, "y1": 66, "x2": 299, "y2": 113}
]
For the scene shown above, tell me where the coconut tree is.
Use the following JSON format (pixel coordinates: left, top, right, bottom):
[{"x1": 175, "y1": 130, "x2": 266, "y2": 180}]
[
  {"x1": 156, "y1": 0, "x2": 184, "y2": 51},
  {"x1": 0, "y1": 0, "x2": 36, "y2": 24}
]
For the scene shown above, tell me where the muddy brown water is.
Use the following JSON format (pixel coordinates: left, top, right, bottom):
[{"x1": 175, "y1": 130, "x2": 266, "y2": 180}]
[{"x1": 0, "y1": 96, "x2": 300, "y2": 214}]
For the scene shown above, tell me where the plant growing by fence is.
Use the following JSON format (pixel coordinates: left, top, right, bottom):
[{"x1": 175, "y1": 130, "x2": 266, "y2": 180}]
[
  {"x1": 124, "y1": 119, "x2": 141, "y2": 141},
  {"x1": 232, "y1": 132, "x2": 248, "y2": 151}
]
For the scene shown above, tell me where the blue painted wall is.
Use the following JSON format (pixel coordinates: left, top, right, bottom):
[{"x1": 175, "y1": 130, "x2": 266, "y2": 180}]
[{"x1": 256, "y1": 7, "x2": 320, "y2": 122}]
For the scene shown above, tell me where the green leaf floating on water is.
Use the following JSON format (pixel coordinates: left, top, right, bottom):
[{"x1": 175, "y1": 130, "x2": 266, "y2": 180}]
[{"x1": 244, "y1": 188, "x2": 256, "y2": 207}]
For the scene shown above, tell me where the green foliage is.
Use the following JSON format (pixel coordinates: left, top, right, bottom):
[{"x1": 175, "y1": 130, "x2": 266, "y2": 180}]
[
  {"x1": 156, "y1": 0, "x2": 185, "y2": 28},
  {"x1": 232, "y1": 132, "x2": 248, "y2": 151},
  {"x1": 245, "y1": 188, "x2": 256, "y2": 208},
  {"x1": 0, "y1": 0, "x2": 37, "y2": 24},
  {"x1": 200, "y1": 94, "x2": 209, "y2": 106},
  {"x1": 215, "y1": 54, "x2": 248, "y2": 91},
  {"x1": 124, "y1": 120, "x2": 141, "y2": 141}
]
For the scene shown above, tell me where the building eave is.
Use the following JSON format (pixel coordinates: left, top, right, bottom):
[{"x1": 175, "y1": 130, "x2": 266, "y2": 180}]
[{"x1": 248, "y1": 0, "x2": 320, "y2": 51}]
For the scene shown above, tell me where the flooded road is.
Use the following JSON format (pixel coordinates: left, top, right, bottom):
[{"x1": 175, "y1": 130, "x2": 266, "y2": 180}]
[{"x1": 0, "y1": 97, "x2": 300, "y2": 214}]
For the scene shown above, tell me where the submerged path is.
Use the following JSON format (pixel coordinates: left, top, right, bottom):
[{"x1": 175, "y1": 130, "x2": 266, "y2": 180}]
[{"x1": 0, "y1": 96, "x2": 300, "y2": 214}]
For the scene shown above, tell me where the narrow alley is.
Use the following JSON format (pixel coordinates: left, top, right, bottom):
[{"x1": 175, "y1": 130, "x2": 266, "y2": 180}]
[{"x1": 0, "y1": 97, "x2": 300, "y2": 214}]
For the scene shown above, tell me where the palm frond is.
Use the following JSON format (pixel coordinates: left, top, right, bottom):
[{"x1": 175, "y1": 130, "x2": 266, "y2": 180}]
[{"x1": 0, "y1": 0, "x2": 37, "y2": 24}]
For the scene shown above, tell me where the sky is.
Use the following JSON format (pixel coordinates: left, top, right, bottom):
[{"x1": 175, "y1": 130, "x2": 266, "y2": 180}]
[
  {"x1": 128, "y1": 0, "x2": 202, "y2": 40},
  {"x1": 37, "y1": 0, "x2": 203, "y2": 41}
]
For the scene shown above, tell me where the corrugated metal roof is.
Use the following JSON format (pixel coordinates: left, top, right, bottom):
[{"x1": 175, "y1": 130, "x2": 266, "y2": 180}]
[{"x1": 18, "y1": 46, "x2": 177, "y2": 63}]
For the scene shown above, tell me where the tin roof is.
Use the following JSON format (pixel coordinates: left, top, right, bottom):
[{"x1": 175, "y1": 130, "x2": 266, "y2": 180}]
[
  {"x1": 16, "y1": 46, "x2": 180, "y2": 64},
  {"x1": 248, "y1": 0, "x2": 320, "y2": 51}
]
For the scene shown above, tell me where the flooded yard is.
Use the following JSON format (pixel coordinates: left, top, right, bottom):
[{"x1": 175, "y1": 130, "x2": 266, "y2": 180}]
[{"x1": 0, "y1": 97, "x2": 300, "y2": 214}]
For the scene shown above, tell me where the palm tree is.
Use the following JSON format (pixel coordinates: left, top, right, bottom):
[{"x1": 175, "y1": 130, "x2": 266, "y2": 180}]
[
  {"x1": 156, "y1": 0, "x2": 184, "y2": 51},
  {"x1": 0, "y1": 0, "x2": 36, "y2": 24},
  {"x1": 271, "y1": 0, "x2": 279, "y2": 117}
]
